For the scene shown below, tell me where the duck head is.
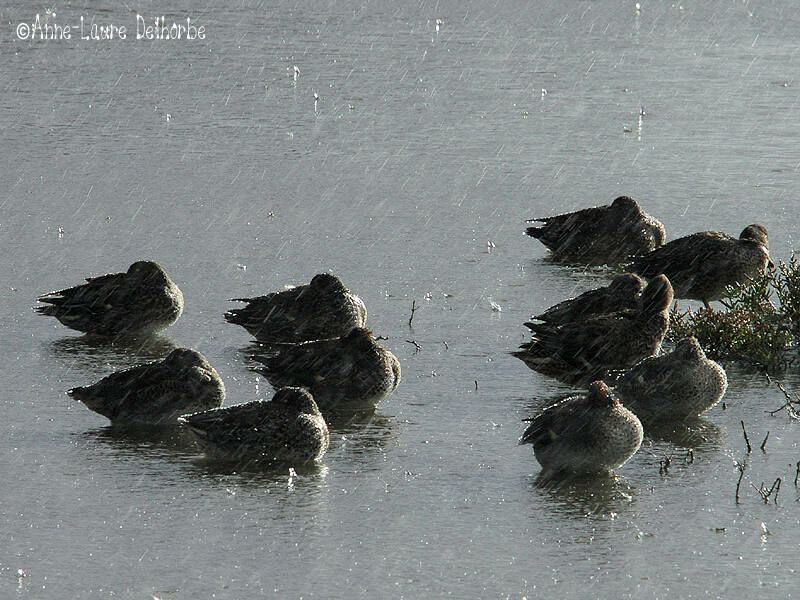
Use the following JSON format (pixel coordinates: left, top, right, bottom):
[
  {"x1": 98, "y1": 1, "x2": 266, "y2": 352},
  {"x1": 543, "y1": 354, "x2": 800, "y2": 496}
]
[
  {"x1": 640, "y1": 274, "x2": 674, "y2": 313},
  {"x1": 272, "y1": 386, "x2": 322, "y2": 416},
  {"x1": 587, "y1": 380, "x2": 620, "y2": 408}
]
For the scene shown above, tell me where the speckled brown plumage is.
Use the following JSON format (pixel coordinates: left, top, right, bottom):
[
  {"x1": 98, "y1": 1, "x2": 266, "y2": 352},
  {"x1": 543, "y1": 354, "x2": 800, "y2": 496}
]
[
  {"x1": 533, "y1": 273, "x2": 646, "y2": 326},
  {"x1": 252, "y1": 327, "x2": 400, "y2": 413},
  {"x1": 37, "y1": 261, "x2": 184, "y2": 336},
  {"x1": 514, "y1": 275, "x2": 673, "y2": 383},
  {"x1": 225, "y1": 273, "x2": 367, "y2": 343},
  {"x1": 630, "y1": 224, "x2": 771, "y2": 308},
  {"x1": 179, "y1": 387, "x2": 329, "y2": 465},
  {"x1": 69, "y1": 348, "x2": 225, "y2": 425},
  {"x1": 526, "y1": 196, "x2": 665, "y2": 263},
  {"x1": 614, "y1": 337, "x2": 728, "y2": 424},
  {"x1": 519, "y1": 381, "x2": 643, "y2": 478}
]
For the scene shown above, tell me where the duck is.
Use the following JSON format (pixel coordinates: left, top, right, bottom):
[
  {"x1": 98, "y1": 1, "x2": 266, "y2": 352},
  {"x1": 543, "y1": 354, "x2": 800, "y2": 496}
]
[
  {"x1": 519, "y1": 381, "x2": 643, "y2": 478},
  {"x1": 629, "y1": 224, "x2": 772, "y2": 309},
  {"x1": 526, "y1": 196, "x2": 665, "y2": 263},
  {"x1": 179, "y1": 387, "x2": 329, "y2": 465},
  {"x1": 68, "y1": 348, "x2": 225, "y2": 425},
  {"x1": 514, "y1": 275, "x2": 673, "y2": 384},
  {"x1": 252, "y1": 327, "x2": 401, "y2": 413},
  {"x1": 614, "y1": 336, "x2": 727, "y2": 424},
  {"x1": 37, "y1": 261, "x2": 183, "y2": 336},
  {"x1": 225, "y1": 272, "x2": 367, "y2": 343},
  {"x1": 532, "y1": 273, "x2": 646, "y2": 326}
]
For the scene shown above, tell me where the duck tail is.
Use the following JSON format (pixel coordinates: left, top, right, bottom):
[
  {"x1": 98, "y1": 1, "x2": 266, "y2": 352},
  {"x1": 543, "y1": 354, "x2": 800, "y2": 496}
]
[{"x1": 525, "y1": 225, "x2": 544, "y2": 239}]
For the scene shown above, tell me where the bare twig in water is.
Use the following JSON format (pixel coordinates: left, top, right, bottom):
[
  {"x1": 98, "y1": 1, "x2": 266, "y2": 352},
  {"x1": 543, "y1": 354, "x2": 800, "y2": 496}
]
[
  {"x1": 474, "y1": 380, "x2": 478, "y2": 390},
  {"x1": 685, "y1": 449, "x2": 695, "y2": 464},
  {"x1": 795, "y1": 461, "x2": 800, "y2": 487},
  {"x1": 753, "y1": 478, "x2": 782, "y2": 504},
  {"x1": 405, "y1": 340, "x2": 422, "y2": 352},
  {"x1": 760, "y1": 431, "x2": 770, "y2": 452},
  {"x1": 766, "y1": 377, "x2": 800, "y2": 419},
  {"x1": 659, "y1": 454, "x2": 672, "y2": 476},
  {"x1": 741, "y1": 421, "x2": 752, "y2": 453},
  {"x1": 408, "y1": 300, "x2": 417, "y2": 327},
  {"x1": 442, "y1": 340, "x2": 449, "y2": 350},
  {"x1": 735, "y1": 463, "x2": 746, "y2": 504}
]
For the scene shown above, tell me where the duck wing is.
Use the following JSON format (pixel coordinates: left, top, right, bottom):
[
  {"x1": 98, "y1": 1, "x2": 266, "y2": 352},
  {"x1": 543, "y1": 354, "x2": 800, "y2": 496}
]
[
  {"x1": 525, "y1": 205, "x2": 610, "y2": 251},
  {"x1": 534, "y1": 286, "x2": 613, "y2": 324},
  {"x1": 631, "y1": 231, "x2": 733, "y2": 278}
]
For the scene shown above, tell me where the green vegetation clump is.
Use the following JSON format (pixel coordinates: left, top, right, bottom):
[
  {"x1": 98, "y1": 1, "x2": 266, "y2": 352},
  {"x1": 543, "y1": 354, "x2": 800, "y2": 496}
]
[
  {"x1": 667, "y1": 257, "x2": 800, "y2": 370},
  {"x1": 775, "y1": 254, "x2": 800, "y2": 330}
]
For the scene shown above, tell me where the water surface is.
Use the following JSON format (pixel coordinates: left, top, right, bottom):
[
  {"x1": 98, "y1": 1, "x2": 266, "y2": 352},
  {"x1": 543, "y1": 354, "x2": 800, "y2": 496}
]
[{"x1": 2, "y1": 1, "x2": 800, "y2": 597}]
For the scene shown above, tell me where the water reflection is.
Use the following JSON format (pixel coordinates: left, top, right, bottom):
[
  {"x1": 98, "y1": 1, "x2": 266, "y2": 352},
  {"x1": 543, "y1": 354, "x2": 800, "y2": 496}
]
[
  {"x1": 190, "y1": 456, "x2": 328, "y2": 480},
  {"x1": 44, "y1": 333, "x2": 177, "y2": 373},
  {"x1": 644, "y1": 416, "x2": 725, "y2": 451},
  {"x1": 528, "y1": 471, "x2": 638, "y2": 519},
  {"x1": 540, "y1": 253, "x2": 627, "y2": 269},
  {"x1": 81, "y1": 423, "x2": 332, "y2": 485},
  {"x1": 521, "y1": 388, "x2": 581, "y2": 414},
  {"x1": 332, "y1": 411, "x2": 395, "y2": 450},
  {"x1": 186, "y1": 460, "x2": 333, "y2": 524},
  {"x1": 80, "y1": 424, "x2": 198, "y2": 458}
]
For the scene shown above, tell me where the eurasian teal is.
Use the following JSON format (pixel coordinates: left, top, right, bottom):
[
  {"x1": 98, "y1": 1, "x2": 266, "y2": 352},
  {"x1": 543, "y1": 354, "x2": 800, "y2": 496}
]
[
  {"x1": 69, "y1": 348, "x2": 225, "y2": 425},
  {"x1": 614, "y1": 337, "x2": 727, "y2": 424},
  {"x1": 515, "y1": 275, "x2": 673, "y2": 383},
  {"x1": 253, "y1": 327, "x2": 401, "y2": 413},
  {"x1": 519, "y1": 381, "x2": 643, "y2": 478},
  {"x1": 630, "y1": 224, "x2": 771, "y2": 309},
  {"x1": 526, "y1": 196, "x2": 665, "y2": 263},
  {"x1": 225, "y1": 272, "x2": 367, "y2": 343},
  {"x1": 533, "y1": 273, "x2": 645, "y2": 326},
  {"x1": 179, "y1": 387, "x2": 329, "y2": 465},
  {"x1": 37, "y1": 261, "x2": 183, "y2": 336}
]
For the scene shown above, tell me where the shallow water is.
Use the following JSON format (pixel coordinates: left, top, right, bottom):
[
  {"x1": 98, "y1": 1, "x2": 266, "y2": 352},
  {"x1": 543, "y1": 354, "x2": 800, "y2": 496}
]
[{"x1": 2, "y1": 1, "x2": 800, "y2": 597}]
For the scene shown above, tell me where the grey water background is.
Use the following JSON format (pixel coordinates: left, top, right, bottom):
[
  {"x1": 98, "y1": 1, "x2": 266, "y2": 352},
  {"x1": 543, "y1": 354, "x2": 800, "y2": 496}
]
[{"x1": 2, "y1": 0, "x2": 800, "y2": 597}]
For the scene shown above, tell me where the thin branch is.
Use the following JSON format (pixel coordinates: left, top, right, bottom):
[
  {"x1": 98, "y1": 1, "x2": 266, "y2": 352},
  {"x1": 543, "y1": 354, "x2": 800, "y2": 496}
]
[
  {"x1": 659, "y1": 454, "x2": 672, "y2": 477},
  {"x1": 405, "y1": 339, "x2": 422, "y2": 353},
  {"x1": 760, "y1": 431, "x2": 770, "y2": 452},
  {"x1": 766, "y1": 377, "x2": 800, "y2": 419},
  {"x1": 754, "y1": 478, "x2": 782, "y2": 504},
  {"x1": 741, "y1": 421, "x2": 752, "y2": 453},
  {"x1": 408, "y1": 300, "x2": 417, "y2": 327},
  {"x1": 735, "y1": 463, "x2": 746, "y2": 504},
  {"x1": 772, "y1": 478, "x2": 782, "y2": 504}
]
